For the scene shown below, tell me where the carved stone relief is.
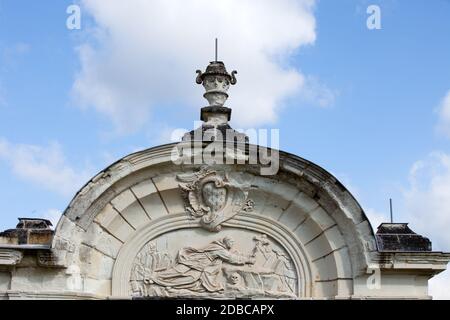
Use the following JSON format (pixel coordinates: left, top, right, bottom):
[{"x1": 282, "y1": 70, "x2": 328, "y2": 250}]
[
  {"x1": 129, "y1": 229, "x2": 297, "y2": 299},
  {"x1": 177, "y1": 168, "x2": 254, "y2": 232}
]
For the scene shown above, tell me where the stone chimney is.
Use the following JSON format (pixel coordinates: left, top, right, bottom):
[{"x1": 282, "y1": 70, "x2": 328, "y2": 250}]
[
  {"x1": 376, "y1": 223, "x2": 432, "y2": 252},
  {"x1": 0, "y1": 218, "x2": 54, "y2": 246}
]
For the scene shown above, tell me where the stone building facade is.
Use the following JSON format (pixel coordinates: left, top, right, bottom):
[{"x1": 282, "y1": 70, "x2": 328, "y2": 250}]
[{"x1": 0, "y1": 61, "x2": 449, "y2": 300}]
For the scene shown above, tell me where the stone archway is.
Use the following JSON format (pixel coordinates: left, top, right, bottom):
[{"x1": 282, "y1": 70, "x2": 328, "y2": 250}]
[{"x1": 50, "y1": 144, "x2": 377, "y2": 299}]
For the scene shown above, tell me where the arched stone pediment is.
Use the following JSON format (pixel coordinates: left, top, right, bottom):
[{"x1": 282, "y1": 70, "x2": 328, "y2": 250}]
[
  {"x1": 2, "y1": 59, "x2": 447, "y2": 301},
  {"x1": 52, "y1": 143, "x2": 377, "y2": 299}
]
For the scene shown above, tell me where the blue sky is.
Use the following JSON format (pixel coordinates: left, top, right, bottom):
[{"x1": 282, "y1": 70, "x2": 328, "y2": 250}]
[{"x1": 1, "y1": 0, "x2": 450, "y2": 296}]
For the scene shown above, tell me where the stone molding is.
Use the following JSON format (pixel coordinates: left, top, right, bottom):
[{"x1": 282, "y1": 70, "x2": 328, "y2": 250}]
[
  {"x1": 373, "y1": 251, "x2": 450, "y2": 273},
  {"x1": 4, "y1": 290, "x2": 103, "y2": 300},
  {"x1": 0, "y1": 249, "x2": 23, "y2": 266}
]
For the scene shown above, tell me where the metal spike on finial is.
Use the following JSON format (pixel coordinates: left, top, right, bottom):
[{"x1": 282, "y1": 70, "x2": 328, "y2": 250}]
[
  {"x1": 389, "y1": 198, "x2": 394, "y2": 223},
  {"x1": 215, "y1": 38, "x2": 218, "y2": 62},
  {"x1": 194, "y1": 41, "x2": 238, "y2": 110}
]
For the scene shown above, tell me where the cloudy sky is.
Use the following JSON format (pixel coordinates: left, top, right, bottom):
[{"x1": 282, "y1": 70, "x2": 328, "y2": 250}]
[{"x1": 0, "y1": 0, "x2": 450, "y2": 298}]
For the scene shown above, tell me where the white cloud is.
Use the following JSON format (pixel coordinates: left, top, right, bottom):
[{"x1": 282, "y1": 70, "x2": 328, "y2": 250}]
[
  {"x1": 0, "y1": 138, "x2": 91, "y2": 197},
  {"x1": 436, "y1": 90, "x2": 450, "y2": 138},
  {"x1": 73, "y1": 0, "x2": 325, "y2": 133},
  {"x1": 300, "y1": 76, "x2": 338, "y2": 108},
  {"x1": 402, "y1": 151, "x2": 450, "y2": 299},
  {"x1": 161, "y1": 127, "x2": 189, "y2": 144},
  {"x1": 146, "y1": 125, "x2": 189, "y2": 146},
  {"x1": 403, "y1": 152, "x2": 450, "y2": 252}
]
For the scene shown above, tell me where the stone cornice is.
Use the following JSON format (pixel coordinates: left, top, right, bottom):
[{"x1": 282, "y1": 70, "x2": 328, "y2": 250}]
[
  {"x1": 0, "y1": 244, "x2": 51, "y2": 250},
  {"x1": 4, "y1": 290, "x2": 103, "y2": 300},
  {"x1": 0, "y1": 248, "x2": 23, "y2": 266},
  {"x1": 372, "y1": 251, "x2": 450, "y2": 273}
]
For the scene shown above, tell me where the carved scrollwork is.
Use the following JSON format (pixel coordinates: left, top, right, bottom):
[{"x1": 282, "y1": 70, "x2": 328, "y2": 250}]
[
  {"x1": 195, "y1": 70, "x2": 203, "y2": 84},
  {"x1": 230, "y1": 70, "x2": 237, "y2": 85},
  {"x1": 177, "y1": 168, "x2": 255, "y2": 232}
]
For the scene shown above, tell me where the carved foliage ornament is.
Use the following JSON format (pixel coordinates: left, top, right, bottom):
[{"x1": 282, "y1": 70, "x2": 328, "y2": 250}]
[{"x1": 177, "y1": 168, "x2": 254, "y2": 232}]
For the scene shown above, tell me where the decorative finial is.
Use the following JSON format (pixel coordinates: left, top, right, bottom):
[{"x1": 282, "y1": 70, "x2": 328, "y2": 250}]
[
  {"x1": 182, "y1": 56, "x2": 247, "y2": 142},
  {"x1": 195, "y1": 61, "x2": 237, "y2": 108}
]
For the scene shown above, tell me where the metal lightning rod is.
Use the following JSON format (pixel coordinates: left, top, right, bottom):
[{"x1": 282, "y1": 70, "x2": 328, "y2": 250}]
[
  {"x1": 389, "y1": 198, "x2": 393, "y2": 223},
  {"x1": 215, "y1": 38, "x2": 218, "y2": 62}
]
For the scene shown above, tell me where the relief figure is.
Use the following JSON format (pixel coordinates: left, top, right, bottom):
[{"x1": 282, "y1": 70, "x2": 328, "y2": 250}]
[{"x1": 148, "y1": 236, "x2": 255, "y2": 294}]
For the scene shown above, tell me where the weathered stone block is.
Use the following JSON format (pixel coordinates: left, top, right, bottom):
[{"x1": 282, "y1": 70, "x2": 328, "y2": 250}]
[
  {"x1": 94, "y1": 204, "x2": 134, "y2": 242},
  {"x1": 158, "y1": 189, "x2": 185, "y2": 214},
  {"x1": 291, "y1": 192, "x2": 319, "y2": 215},
  {"x1": 139, "y1": 193, "x2": 169, "y2": 219},
  {"x1": 278, "y1": 204, "x2": 307, "y2": 231},
  {"x1": 324, "y1": 225, "x2": 346, "y2": 251},
  {"x1": 306, "y1": 233, "x2": 333, "y2": 261},
  {"x1": 131, "y1": 179, "x2": 157, "y2": 199},
  {"x1": 84, "y1": 223, "x2": 123, "y2": 258}
]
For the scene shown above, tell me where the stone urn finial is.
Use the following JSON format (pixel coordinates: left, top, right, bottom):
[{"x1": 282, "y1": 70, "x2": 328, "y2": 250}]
[
  {"x1": 182, "y1": 56, "x2": 247, "y2": 142},
  {"x1": 196, "y1": 61, "x2": 237, "y2": 107}
]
